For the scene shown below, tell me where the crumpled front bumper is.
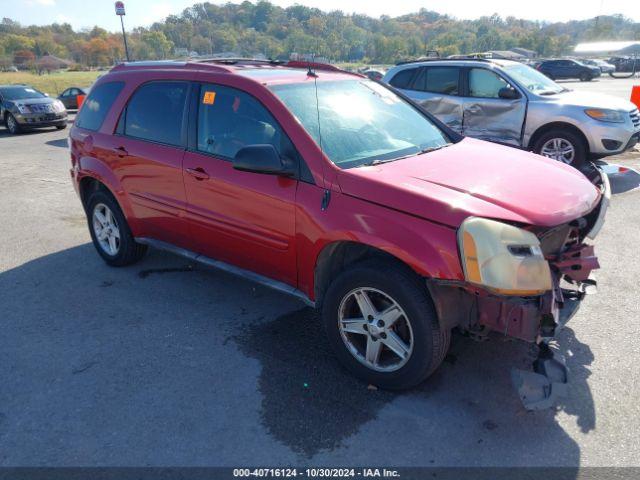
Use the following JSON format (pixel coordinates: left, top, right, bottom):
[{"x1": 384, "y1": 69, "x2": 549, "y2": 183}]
[{"x1": 428, "y1": 166, "x2": 609, "y2": 410}]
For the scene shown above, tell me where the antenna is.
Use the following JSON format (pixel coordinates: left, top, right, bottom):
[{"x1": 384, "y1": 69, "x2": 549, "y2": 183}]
[{"x1": 307, "y1": 52, "x2": 317, "y2": 77}]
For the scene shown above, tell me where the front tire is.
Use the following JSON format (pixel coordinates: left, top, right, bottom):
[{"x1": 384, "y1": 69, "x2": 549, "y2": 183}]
[
  {"x1": 322, "y1": 259, "x2": 450, "y2": 390},
  {"x1": 86, "y1": 189, "x2": 147, "y2": 267},
  {"x1": 5, "y1": 113, "x2": 22, "y2": 134},
  {"x1": 55, "y1": 123, "x2": 67, "y2": 130},
  {"x1": 579, "y1": 72, "x2": 592, "y2": 82},
  {"x1": 532, "y1": 129, "x2": 587, "y2": 169}
]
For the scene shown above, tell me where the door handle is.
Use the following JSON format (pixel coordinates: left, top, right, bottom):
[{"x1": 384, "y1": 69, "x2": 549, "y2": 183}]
[
  {"x1": 185, "y1": 167, "x2": 210, "y2": 181},
  {"x1": 113, "y1": 146, "x2": 128, "y2": 157},
  {"x1": 467, "y1": 105, "x2": 481, "y2": 114}
]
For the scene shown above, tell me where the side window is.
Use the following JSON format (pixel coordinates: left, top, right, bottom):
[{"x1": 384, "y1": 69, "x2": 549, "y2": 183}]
[
  {"x1": 424, "y1": 67, "x2": 459, "y2": 95},
  {"x1": 75, "y1": 81, "x2": 124, "y2": 131},
  {"x1": 70, "y1": 88, "x2": 79, "y2": 96},
  {"x1": 197, "y1": 84, "x2": 295, "y2": 161},
  {"x1": 123, "y1": 81, "x2": 188, "y2": 147},
  {"x1": 468, "y1": 68, "x2": 509, "y2": 98},
  {"x1": 60, "y1": 89, "x2": 70, "y2": 97},
  {"x1": 389, "y1": 68, "x2": 417, "y2": 89}
]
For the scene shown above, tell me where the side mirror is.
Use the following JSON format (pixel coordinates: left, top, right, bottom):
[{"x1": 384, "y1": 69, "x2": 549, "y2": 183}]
[
  {"x1": 233, "y1": 144, "x2": 294, "y2": 176},
  {"x1": 44, "y1": 93, "x2": 50, "y2": 97},
  {"x1": 498, "y1": 87, "x2": 520, "y2": 100}
]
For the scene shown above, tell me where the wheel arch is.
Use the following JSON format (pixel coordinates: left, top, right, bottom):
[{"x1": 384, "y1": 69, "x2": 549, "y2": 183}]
[
  {"x1": 313, "y1": 241, "x2": 429, "y2": 308},
  {"x1": 76, "y1": 163, "x2": 141, "y2": 236},
  {"x1": 527, "y1": 121, "x2": 590, "y2": 155}
]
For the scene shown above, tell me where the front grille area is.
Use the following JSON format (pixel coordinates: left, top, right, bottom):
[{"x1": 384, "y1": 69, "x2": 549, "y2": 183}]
[
  {"x1": 27, "y1": 104, "x2": 54, "y2": 113},
  {"x1": 631, "y1": 108, "x2": 640, "y2": 129}
]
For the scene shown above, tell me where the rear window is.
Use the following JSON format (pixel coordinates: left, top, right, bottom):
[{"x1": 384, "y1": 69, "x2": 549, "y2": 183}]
[
  {"x1": 75, "y1": 81, "x2": 124, "y2": 131},
  {"x1": 122, "y1": 81, "x2": 188, "y2": 147},
  {"x1": 389, "y1": 68, "x2": 417, "y2": 89}
]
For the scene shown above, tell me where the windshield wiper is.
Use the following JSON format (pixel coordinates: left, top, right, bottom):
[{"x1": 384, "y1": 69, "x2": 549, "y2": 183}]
[
  {"x1": 417, "y1": 144, "x2": 451, "y2": 155},
  {"x1": 360, "y1": 144, "x2": 451, "y2": 167},
  {"x1": 538, "y1": 91, "x2": 559, "y2": 95}
]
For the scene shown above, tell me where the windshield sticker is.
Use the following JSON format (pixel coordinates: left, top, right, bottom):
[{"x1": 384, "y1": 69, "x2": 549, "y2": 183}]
[
  {"x1": 203, "y1": 91, "x2": 216, "y2": 105},
  {"x1": 25, "y1": 88, "x2": 36, "y2": 93}
]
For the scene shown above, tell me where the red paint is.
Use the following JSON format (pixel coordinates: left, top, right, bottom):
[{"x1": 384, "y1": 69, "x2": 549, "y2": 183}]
[{"x1": 70, "y1": 62, "x2": 601, "y2": 302}]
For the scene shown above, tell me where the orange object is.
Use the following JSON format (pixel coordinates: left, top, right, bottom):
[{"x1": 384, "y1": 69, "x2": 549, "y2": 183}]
[
  {"x1": 631, "y1": 85, "x2": 640, "y2": 109},
  {"x1": 76, "y1": 94, "x2": 86, "y2": 109},
  {"x1": 203, "y1": 91, "x2": 216, "y2": 105}
]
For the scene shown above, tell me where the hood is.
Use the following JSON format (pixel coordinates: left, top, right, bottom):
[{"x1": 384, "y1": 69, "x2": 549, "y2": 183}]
[
  {"x1": 548, "y1": 90, "x2": 637, "y2": 111},
  {"x1": 338, "y1": 138, "x2": 600, "y2": 228},
  {"x1": 15, "y1": 97, "x2": 56, "y2": 106}
]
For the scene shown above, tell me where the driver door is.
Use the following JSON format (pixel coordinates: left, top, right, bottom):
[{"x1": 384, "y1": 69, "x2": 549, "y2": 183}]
[
  {"x1": 461, "y1": 68, "x2": 526, "y2": 146},
  {"x1": 182, "y1": 83, "x2": 298, "y2": 286}
]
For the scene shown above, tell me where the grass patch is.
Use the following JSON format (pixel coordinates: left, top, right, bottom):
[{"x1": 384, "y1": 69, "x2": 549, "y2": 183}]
[{"x1": 0, "y1": 71, "x2": 102, "y2": 95}]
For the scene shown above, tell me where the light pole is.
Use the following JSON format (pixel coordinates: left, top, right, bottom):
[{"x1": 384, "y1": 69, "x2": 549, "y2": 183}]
[{"x1": 115, "y1": 1, "x2": 130, "y2": 62}]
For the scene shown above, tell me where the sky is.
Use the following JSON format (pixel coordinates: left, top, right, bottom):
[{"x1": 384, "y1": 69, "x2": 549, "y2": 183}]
[{"x1": 4, "y1": 0, "x2": 638, "y2": 32}]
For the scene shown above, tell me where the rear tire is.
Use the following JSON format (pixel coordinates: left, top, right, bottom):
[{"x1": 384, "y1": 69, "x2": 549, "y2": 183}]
[
  {"x1": 322, "y1": 259, "x2": 450, "y2": 390},
  {"x1": 86, "y1": 189, "x2": 147, "y2": 267},
  {"x1": 532, "y1": 129, "x2": 587, "y2": 169}
]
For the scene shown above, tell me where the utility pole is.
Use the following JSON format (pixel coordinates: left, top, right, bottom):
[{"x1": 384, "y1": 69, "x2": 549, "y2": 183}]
[{"x1": 115, "y1": 1, "x2": 130, "y2": 62}]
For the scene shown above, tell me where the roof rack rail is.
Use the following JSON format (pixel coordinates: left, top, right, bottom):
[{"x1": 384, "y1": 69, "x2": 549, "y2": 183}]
[
  {"x1": 110, "y1": 59, "x2": 232, "y2": 73},
  {"x1": 395, "y1": 57, "x2": 494, "y2": 66},
  {"x1": 193, "y1": 57, "x2": 284, "y2": 66}
]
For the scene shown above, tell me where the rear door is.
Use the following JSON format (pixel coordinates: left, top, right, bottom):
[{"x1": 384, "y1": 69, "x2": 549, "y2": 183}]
[
  {"x1": 461, "y1": 67, "x2": 526, "y2": 146},
  {"x1": 400, "y1": 66, "x2": 464, "y2": 134},
  {"x1": 182, "y1": 83, "x2": 299, "y2": 286},
  {"x1": 110, "y1": 80, "x2": 191, "y2": 248}
]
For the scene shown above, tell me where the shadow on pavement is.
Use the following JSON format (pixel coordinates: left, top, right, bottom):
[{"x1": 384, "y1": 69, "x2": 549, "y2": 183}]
[
  {"x1": 45, "y1": 138, "x2": 69, "y2": 148},
  {"x1": 608, "y1": 169, "x2": 640, "y2": 194},
  {"x1": 0, "y1": 244, "x2": 590, "y2": 467}
]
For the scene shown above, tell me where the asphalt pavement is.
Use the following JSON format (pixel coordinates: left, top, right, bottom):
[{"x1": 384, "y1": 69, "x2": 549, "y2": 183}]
[{"x1": 1, "y1": 83, "x2": 640, "y2": 469}]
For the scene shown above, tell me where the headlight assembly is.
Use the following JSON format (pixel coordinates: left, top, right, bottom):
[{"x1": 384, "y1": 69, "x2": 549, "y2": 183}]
[
  {"x1": 15, "y1": 104, "x2": 31, "y2": 114},
  {"x1": 584, "y1": 108, "x2": 625, "y2": 123},
  {"x1": 53, "y1": 100, "x2": 65, "y2": 112},
  {"x1": 458, "y1": 217, "x2": 552, "y2": 296}
]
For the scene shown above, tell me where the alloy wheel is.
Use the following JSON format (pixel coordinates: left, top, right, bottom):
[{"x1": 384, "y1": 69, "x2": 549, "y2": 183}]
[
  {"x1": 6, "y1": 114, "x2": 17, "y2": 133},
  {"x1": 540, "y1": 138, "x2": 575, "y2": 164},
  {"x1": 338, "y1": 287, "x2": 414, "y2": 372},
  {"x1": 92, "y1": 203, "x2": 121, "y2": 256}
]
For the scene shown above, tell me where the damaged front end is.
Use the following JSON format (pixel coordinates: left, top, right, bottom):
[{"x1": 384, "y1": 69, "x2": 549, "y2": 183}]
[{"x1": 429, "y1": 167, "x2": 610, "y2": 410}]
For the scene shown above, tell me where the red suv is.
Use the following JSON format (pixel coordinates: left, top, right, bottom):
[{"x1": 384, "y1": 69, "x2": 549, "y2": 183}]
[{"x1": 69, "y1": 59, "x2": 608, "y2": 409}]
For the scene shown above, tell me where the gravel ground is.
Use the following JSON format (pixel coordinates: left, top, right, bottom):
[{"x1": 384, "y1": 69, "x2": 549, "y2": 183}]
[{"x1": 0, "y1": 84, "x2": 639, "y2": 469}]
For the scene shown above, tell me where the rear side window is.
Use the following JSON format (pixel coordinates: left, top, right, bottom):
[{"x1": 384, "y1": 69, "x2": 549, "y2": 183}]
[
  {"x1": 122, "y1": 81, "x2": 188, "y2": 147},
  {"x1": 197, "y1": 84, "x2": 296, "y2": 161},
  {"x1": 74, "y1": 81, "x2": 124, "y2": 131},
  {"x1": 389, "y1": 68, "x2": 417, "y2": 89},
  {"x1": 423, "y1": 67, "x2": 459, "y2": 95}
]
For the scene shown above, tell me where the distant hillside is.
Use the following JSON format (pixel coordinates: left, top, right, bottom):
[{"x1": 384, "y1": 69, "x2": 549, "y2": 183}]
[{"x1": 1, "y1": 1, "x2": 639, "y2": 67}]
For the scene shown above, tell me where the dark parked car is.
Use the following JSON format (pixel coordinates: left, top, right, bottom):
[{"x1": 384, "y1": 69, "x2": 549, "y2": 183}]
[
  {"x1": 58, "y1": 86, "x2": 88, "y2": 109},
  {"x1": 69, "y1": 59, "x2": 608, "y2": 409},
  {"x1": 608, "y1": 56, "x2": 640, "y2": 73},
  {"x1": 536, "y1": 59, "x2": 601, "y2": 82},
  {"x1": 0, "y1": 84, "x2": 68, "y2": 134}
]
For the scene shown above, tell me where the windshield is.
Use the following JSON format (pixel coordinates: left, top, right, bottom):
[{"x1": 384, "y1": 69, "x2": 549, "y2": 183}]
[
  {"x1": 0, "y1": 86, "x2": 47, "y2": 101},
  {"x1": 270, "y1": 79, "x2": 450, "y2": 168},
  {"x1": 503, "y1": 63, "x2": 565, "y2": 95}
]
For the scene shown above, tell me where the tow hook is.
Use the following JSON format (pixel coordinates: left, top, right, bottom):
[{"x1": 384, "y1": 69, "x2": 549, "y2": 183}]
[{"x1": 511, "y1": 342, "x2": 568, "y2": 411}]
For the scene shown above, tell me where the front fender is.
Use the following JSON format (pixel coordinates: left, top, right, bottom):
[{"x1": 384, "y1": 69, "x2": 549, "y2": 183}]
[{"x1": 296, "y1": 184, "x2": 464, "y2": 300}]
